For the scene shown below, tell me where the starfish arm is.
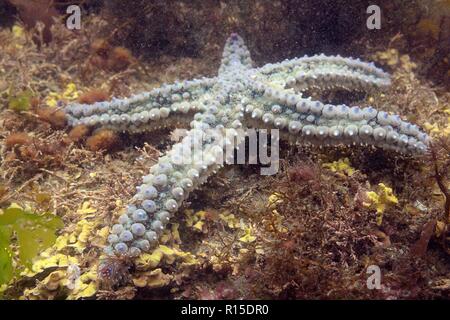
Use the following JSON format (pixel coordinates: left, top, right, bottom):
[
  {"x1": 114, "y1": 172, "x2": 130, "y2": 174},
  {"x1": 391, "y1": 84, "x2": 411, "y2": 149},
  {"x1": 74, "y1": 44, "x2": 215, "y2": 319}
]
[
  {"x1": 64, "y1": 77, "x2": 217, "y2": 133},
  {"x1": 244, "y1": 87, "x2": 430, "y2": 154},
  {"x1": 254, "y1": 54, "x2": 391, "y2": 93},
  {"x1": 103, "y1": 126, "x2": 229, "y2": 257},
  {"x1": 219, "y1": 33, "x2": 254, "y2": 74}
]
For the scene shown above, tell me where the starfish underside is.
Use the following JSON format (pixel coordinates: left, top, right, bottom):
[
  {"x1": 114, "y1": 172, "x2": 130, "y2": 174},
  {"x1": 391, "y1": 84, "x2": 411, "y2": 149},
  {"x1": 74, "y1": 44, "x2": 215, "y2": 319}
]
[{"x1": 65, "y1": 33, "x2": 430, "y2": 267}]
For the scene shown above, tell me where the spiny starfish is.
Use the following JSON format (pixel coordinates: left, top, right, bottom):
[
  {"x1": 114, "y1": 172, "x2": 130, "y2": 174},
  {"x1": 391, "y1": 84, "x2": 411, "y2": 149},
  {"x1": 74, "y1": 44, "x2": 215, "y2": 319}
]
[{"x1": 65, "y1": 33, "x2": 430, "y2": 277}]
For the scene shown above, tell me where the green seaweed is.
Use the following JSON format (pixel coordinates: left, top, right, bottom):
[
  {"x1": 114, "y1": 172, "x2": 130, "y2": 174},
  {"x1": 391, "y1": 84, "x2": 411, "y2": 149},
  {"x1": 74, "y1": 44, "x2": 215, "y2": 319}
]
[
  {"x1": 0, "y1": 227, "x2": 13, "y2": 285},
  {"x1": 0, "y1": 206, "x2": 63, "y2": 285},
  {"x1": 8, "y1": 89, "x2": 32, "y2": 112}
]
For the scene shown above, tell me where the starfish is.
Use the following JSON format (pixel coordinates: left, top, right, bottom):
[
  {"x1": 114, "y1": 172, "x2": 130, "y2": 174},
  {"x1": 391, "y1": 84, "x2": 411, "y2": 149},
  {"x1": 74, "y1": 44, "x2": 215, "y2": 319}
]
[{"x1": 65, "y1": 33, "x2": 430, "y2": 274}]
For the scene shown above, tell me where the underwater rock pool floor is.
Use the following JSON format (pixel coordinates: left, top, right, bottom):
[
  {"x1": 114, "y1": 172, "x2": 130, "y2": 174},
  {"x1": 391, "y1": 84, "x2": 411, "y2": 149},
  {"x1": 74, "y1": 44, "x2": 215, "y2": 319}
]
[{"x1": 0, "y1": 21, "x2": 449, "y2": 299}]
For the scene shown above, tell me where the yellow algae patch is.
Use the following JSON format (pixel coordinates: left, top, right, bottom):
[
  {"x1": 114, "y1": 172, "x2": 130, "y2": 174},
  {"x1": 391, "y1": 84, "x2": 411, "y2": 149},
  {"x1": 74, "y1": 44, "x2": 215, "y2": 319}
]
[
  {"x1": 62, "y1": 83, "x2": 79, "y2": 100},
  {"x1": 22, "y1": 270, "x2": 68, "y2": 300},
  {"x1": 267, "y1": 192, "x2": 284, "y2": 208},
  {"x1": 185, "y1": 209, "x2": 207, "y2": 232},
  {"x1": 372, "y1": 49, "x2": 399, "y2": 66},
  {"x1": 136, "y1": 250, "x2": 164, "y2": 270},
  {"x1": 70, "y1": 281, "x2": 97, "y2": 299},
  {"x1": 133, "y1": 268, "x2": 171, "y2": 289},
  {"x1": 21, "y1": 253, "x2": 78, "y2": 277},
  {"x1": 23, "y1": 263, "x2": 98, "y2": 300},
  {"x1": 44, "y1": 83, "x2": 80, "y2": 107},
  {"x1": 371, "y1": 49, "x2": 417, "y2": 71},
  {"x1": 12, "y1": 25, "x2": 25, "y2": 39},
  {"x1": 171, "y1": 223, "x2": 181, "y2": 243},
  {"x1": 193, "y1": 220, "x2": 204, "y2": 231},
  {"x1": 11, "y1": 25, "x2": 25, "y2": 49},
  {"x1": 135, "y1": 245, "x2": 197, "y2": 272},
  {"x1": 323, "y1": 158, "x2": 356, "y2": 177},
  {"x1": 424, "y1": 109, "x2": 450, "y2": 138},
  {"x1": 56, "y1": 202, "x2": 106, "y2": 253},
  {"x1": 68, "y1": 219, "x2": 97, "y2": 253},
  {"x1": 44, "y1": 94, "x2": 59, "y2": 108},
  {"x1": 219, "y1": 211, "x2": 240, "y2": 229},
  {"x1": 424, "y1": 122, "x2": 441, "y2": 136},
  {"x1": 364, "y1": 183, "x2": 399, "y2": 225},
  {"x1": 239, "y1": 226, "x2": 257, "y2": 243},
  {"x1": 67, "y1": 265, "x2": 98, "y2": 300},
  {"x1": 76, "y1": 201, "x2": 97, "y2": 216}
]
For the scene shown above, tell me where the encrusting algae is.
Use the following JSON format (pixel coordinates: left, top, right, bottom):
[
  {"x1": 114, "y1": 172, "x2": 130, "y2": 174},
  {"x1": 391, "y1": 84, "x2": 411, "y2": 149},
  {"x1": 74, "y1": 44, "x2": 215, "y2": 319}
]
[{"x1": 363, "y1": 183, "x2": 399, "y2": 226}]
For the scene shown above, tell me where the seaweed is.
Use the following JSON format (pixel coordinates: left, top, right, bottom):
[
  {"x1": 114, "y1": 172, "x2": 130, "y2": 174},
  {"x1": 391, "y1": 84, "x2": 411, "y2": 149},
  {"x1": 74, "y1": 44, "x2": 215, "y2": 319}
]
[
  {"x1": 0, "y1": 205, "x2": 63, "y2": 285},
  {"x1": 8, "y1": 89, "x2": 33, "y2": 112}
]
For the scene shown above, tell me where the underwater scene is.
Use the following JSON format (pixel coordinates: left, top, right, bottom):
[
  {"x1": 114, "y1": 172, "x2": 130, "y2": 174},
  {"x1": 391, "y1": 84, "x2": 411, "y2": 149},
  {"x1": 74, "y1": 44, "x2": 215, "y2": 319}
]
[{"x1": 0, "y1": 0, "x2": 449, "y2": 301}]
